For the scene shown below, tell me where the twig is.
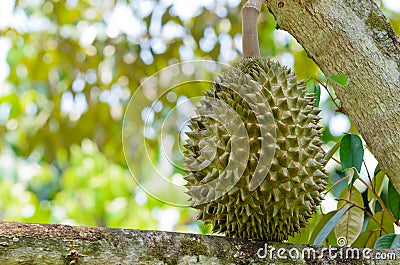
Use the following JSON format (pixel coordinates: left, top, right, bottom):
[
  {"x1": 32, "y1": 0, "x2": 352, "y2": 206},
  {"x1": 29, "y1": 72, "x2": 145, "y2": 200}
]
[
  {"x1": 323, "y1": 175, "x2": 349, "y2": 195},
  {"x1": 331, "y1": 156, "x2": 341, "y2": 165},
  {"x1": 363, "y1": 160, "x2": 373, "y2": 188},
  {"x1": 319, "y1": 81, "x2": 341, "y2": 109},
  {"x1": 242, "y1": 0, "x2": 262, "y2": 58}
]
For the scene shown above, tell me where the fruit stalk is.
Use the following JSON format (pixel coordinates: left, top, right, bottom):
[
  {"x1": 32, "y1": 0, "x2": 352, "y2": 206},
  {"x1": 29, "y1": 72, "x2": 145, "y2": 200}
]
[{"x1": 241, "y1": 0, "x2": 262, "y2": 58}]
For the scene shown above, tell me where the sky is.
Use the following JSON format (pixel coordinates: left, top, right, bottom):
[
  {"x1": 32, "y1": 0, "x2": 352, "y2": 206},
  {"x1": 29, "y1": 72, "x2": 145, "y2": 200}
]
[{"x1": 383, "y1": 0, "x2": 400, "y2": 11}]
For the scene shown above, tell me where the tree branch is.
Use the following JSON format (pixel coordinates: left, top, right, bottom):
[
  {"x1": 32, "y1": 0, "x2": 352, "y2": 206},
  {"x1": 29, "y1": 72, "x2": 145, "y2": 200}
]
[
  {"x1": 265, "y1": 0, "x2": 400, "y2": 193},
  {"x1": 0, "y1": 222, "x2": 398, "y2": 264}
]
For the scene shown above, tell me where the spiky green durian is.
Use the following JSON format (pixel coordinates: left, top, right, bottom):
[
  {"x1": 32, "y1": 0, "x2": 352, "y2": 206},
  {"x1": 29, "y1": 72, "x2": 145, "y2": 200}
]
[{"x1": 183, "y1": 57, "x2": 327, "y2": 241}]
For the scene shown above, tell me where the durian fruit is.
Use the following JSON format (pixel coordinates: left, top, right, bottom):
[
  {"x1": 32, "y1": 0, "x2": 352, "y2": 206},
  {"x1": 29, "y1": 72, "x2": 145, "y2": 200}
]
[
  {"x1": 183, "y1": 57, "x2": 328, "y2": 241},
  {"x1": 183, "y1": 0, "x2": 327, "y2": 241}
]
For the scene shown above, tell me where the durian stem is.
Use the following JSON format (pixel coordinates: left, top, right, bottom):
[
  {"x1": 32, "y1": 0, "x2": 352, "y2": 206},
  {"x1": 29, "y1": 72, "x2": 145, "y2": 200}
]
[{"x1": 241, "y1": 0, "x2": 262, "y2": 58}]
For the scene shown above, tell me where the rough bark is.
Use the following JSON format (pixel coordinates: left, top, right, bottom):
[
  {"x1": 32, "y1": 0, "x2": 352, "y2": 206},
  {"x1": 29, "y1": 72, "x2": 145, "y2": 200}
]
[
  {"x1": 265, "y1": 0, "x2": 400, "y2": 192},
  {"x1": 0, "y1": 222, "x2": 398, "y2": 264}
]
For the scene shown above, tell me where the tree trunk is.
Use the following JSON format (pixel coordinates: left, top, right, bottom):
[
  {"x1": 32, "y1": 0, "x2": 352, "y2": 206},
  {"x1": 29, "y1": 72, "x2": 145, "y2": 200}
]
[
  {"x1": 0, "y1": 222, "x2": 397, "y2": 264},
  {"x1": 265, "y1": 0, "x2": 400, "y2": 192}
]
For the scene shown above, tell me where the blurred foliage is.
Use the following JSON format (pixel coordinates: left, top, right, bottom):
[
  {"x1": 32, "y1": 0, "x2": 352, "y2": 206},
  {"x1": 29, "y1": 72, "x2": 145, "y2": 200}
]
[{"x1": 0, "y1": 0, "x2": 400, "y2": 241}]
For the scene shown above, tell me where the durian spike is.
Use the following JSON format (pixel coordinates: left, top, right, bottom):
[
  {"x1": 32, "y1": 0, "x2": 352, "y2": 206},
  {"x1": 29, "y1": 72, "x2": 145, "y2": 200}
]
[{"x1": 241, "y1": 0, "x2": 262, "y2": 58}]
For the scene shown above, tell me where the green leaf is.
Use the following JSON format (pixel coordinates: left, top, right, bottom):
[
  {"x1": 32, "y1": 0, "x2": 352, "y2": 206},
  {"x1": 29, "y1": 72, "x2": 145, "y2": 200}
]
[
  {"x1": 374, "y1": 164, "x2": 381, "y2": 175},
  {"x1": 313, "y1": 205, "x2": 351, "y2": 245},
  {"x1": 367, "y1": 211, "x2": 394, "y2": 233},
  {"x1": 334, "y1": 186, "x2": 364, "y2": 246},
  {"x1": 313, "y1": 84, "x2": 321, "y2": 107},
  {"x1": 305, "y1": 79, "x2": 321, "y2": 107},
  {"x1": 309, "y1": 211, "x2": 336, "y2": 244},
  {"x1": 340, "y1": 134, "x2": 364, "y2": 172},
  {"x1": 352, "y1": 230, "x2": 376, "y2": 248},
  {"x1": 287, "y1": 226, "x2": 310, "y2": 244},
  {"x1": 388, "y1": 180, "x2": 400, "y2": 220},
  {"x1": 343, "y1": 168, "x2": 360, "y2": 186},
  {"x1": 305, "y1": 78, "x2": 315, "y2": 92},
  {"x1": 365, "y1": 211, "x2": 395, "y2": 247},
  {"x1": 368, "y1": 169, "x2": 386, "y2": 201},
  {"x1": 374, "y1": 234, "x2": 400, "y2": 249},
  {"x1": 328, "y1": 74, "x2": 349, "y2": 88},
  {"x1": 368, "y1": 165, "x2": 387, "y2": 214}
]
